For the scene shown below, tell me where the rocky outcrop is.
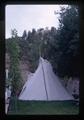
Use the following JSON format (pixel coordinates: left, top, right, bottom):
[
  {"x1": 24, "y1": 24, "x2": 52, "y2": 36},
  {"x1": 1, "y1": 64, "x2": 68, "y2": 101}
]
[{"x1": 66, "y1": 77, "x2": 79, "y2": 97}]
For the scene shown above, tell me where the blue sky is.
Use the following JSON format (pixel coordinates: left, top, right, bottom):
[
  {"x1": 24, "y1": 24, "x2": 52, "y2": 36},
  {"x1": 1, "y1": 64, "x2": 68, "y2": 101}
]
[{"x1": 5, "y1": 5, "x2": 68, "y2": 38}]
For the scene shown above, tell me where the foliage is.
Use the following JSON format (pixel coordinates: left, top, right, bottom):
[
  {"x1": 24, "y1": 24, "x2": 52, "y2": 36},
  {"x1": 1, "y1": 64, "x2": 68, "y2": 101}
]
[
  {"x1": 5, "y1": 78, "x2": 12, "y2": 88},
  {"x1": 11, "y1": 29, "x2": 18, "y2": 38},
  {"x1": 55, "y1": 5, "x2": 79, "y2": 77},
  {"x1": 6, "y1": 30, "x2": 22, "y2": 96},
  {"x1": 22, "y1": 30, "x2": 27, "y2": 40}
]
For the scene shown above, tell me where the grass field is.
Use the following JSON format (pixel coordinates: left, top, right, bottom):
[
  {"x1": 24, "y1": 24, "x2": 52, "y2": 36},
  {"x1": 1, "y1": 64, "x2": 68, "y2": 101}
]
[{"x1": 8, "y1": 97, "x2": 79, "y2": 115}]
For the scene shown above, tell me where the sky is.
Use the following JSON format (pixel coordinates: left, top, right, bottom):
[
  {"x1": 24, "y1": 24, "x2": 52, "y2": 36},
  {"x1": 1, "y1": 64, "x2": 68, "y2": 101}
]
[{"x1": 5, "y1": 5, "x2": 68, "y2": 39}]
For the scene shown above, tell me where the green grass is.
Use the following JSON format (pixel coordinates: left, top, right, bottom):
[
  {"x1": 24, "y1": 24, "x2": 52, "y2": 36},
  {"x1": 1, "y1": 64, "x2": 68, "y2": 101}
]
[{"x1": 8, "y1": 97, "x2": 79, "y2": 115}]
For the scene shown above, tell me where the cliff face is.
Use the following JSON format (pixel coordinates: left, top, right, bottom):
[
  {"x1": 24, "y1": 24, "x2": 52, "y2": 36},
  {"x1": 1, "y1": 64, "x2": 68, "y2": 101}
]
[{"x1": 19, "y1": 61, "x2": 29, "y2": 83}]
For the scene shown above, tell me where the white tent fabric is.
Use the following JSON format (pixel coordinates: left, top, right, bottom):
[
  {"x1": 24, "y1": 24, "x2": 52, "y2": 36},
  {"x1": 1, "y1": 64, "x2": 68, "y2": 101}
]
[
  {"x1": 19, "y1": 57, "x2": 74, "y2": 101},
  {"x1": 5, "y1": 88, "x2": 11, "y2": 113}
]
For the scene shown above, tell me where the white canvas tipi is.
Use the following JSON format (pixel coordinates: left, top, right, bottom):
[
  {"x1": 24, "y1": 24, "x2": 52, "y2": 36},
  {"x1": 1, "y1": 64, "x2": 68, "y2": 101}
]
[{"x1": 19, "y1": 57, "x2": 74, "y2": 101}]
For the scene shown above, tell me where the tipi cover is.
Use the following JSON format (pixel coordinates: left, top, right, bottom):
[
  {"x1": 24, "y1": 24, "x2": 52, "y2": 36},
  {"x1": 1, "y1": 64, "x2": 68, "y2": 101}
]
[{"x1": 19, "y1": 57, "x2": 74, "y2": 101}]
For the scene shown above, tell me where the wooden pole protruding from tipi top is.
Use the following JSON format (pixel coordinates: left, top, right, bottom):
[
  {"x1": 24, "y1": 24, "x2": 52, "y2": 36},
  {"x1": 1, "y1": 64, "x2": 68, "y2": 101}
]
[{"x1": 40, "y1": 57, "x2": 48, "y2": 100}]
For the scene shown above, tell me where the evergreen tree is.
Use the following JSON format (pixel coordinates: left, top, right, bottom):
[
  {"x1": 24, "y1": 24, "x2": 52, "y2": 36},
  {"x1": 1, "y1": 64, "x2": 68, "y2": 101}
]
[
  {"x1": 54, "y1": 5, "x2": 79, "y2": 77},
  {"x1": 22, "y1": 30, "x2": 27, "y2": 40},
  {"x1": 8, "y1": 29, "x2": 22, "y2": 96}
]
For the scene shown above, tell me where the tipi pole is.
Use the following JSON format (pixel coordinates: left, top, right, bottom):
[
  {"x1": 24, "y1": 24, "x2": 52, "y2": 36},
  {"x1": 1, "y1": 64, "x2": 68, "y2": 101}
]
[
  {"x1": 39, "y1": 35, "x2": 48, "y2": 100},
  {"x1": 41, "y1": 58, "x2": 48, "y2": 100}
]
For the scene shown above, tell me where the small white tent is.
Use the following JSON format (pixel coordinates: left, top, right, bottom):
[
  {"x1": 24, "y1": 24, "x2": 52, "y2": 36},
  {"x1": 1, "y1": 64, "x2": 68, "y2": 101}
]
[{"x1": 19, "y1": 57, "x2": 74, "y2": 101}]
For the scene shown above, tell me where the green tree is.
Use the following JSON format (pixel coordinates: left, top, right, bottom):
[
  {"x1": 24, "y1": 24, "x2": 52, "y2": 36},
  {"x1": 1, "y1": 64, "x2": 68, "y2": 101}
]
[
  {"x1": 22, "y1": 30, "x2": 27, "y2": 40},
  {"x1": 8, "y1": 30, "x2": 22, "y2": 96},
  {"x1": 11, "y1": 29, "x2": 18, "y2": 38},
  {"x1": 54, "y1": 5, "x2": 79, "y2": 77}
]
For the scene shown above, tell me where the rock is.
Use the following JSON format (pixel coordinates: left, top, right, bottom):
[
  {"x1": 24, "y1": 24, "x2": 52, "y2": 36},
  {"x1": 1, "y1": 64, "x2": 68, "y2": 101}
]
[{"x1": 66, "y1": 77, "x2": 79, "y2": 96}]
